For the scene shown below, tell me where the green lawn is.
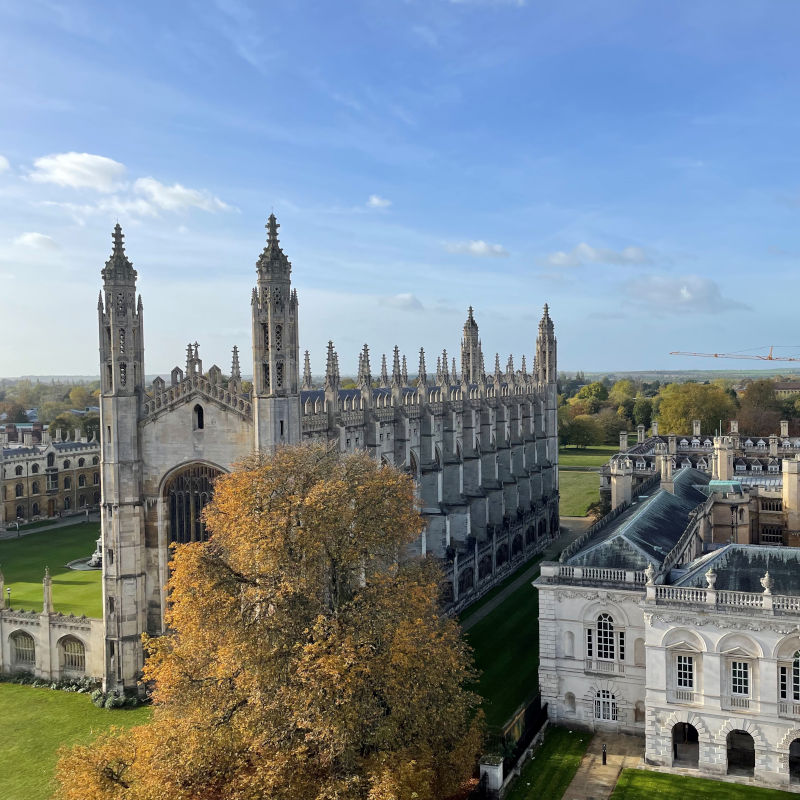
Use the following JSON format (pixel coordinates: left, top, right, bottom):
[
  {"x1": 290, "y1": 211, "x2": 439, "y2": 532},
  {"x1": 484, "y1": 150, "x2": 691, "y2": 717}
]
[
  {"x1": 0, "y1": 523, "x2": 102, "y2": 617},
  {"x1": 611, "y1": 769, "x2": 797, "y2": 799},
  {"x1": 462, "y1": 565, "x2": 539, "y2": 728},
  {"x1": 459, "y1": 557, "x2": 541, "y2": 628},
  {"x1": 505, "y1": 726, "x2": 589, "y2": 800},
  {"x1": 0, "y1": 683, "x2": 151, "y2": 800},
  {"x1": 558, "y1": 446, "x2": 618, "y2": 467},
  {"x1": 558, "y1": 470, "x2": 600, "y2": 516}
]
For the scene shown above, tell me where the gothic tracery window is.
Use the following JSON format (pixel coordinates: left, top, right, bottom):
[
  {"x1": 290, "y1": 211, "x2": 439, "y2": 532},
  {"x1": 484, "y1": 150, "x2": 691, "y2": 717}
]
[
  {"x1": 120, "y1": 363, "x2": 127, "y2": 387},
  {"x1": 275, "y1": 324, "x2": 282, "y2": 351},
  {"x1": 276, "y1": 361, "x2": 284, "y2": 388},
  {"x1": 119, "y1": 329, "x2": 126, "y2": 355},
  {"x1": 165, "y1": 464, "x2": 223, "y2": 544}
]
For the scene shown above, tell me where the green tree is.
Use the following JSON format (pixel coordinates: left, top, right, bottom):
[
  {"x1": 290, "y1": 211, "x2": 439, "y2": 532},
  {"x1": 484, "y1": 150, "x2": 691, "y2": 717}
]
[
  {"x1": 632, "y1": 397, "x2": 653, "y2": 429},
  {"x1": 656, "y1": 382, "x2": 736, "y2": 435},
  {"x1": 738, "y1": 379, "x2": 782, "y2": 435},
  {"x1": 576, "y1": 381, "x2": 608, "y2": 403},
  {"x1": 567, "y1": 414, "x2": 603, "y2": 448},
  {"x1": 608, "y1": 379, "x2": 635, "y2": 406}
]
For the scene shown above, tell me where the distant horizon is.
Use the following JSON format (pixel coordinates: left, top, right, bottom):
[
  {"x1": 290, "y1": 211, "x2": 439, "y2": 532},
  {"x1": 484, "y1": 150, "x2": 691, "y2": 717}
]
[{"x1": 5, "y1": 366, "x2": 800, "y2": 384}]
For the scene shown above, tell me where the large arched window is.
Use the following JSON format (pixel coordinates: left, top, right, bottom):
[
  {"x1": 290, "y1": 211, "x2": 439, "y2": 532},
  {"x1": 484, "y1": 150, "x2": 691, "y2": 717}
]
[
  {"x1": 64, "y1": 477, "x2": 71, "y2": 490},
  {"x1": 78, "y1": 474, "x2": 86, "y2": 487},
  {"x1": 164, "y1": 463, "x2": 223, "y2": 544},
  {"x1": 15, "y1": 465, "x2": 23, "y2": 476},
  {"x1": 31, "y1": 463, "x2": 39, "y2": 474},
  {"x1": 31, "y1": 481, "x2": 39, "y2": 495},
  {"x1": 47, "y1": 453, "x2": 55, "y2": 468},
  {"x1": 32, "y1": 502, "x2": 39, "y2": 516},
  {"x1": 193, "y1": 404, "x2": 204, "y2": 431},
  {"x1": 78, "y1": 458, "x2": 85, "y2": 467},
  {"x1": 11, "y1": 631, "x2": 35, "y2": 667},
  {"x1": 59, "y1": 636, "x2": 86, "y2": 674},
  {"x1": 64, "y1": 497, "x2": 72, "y2": 510},
  {"x1": 597, "y1": 614, "x2": 615, "y2": 660},
  {"x1": 15, "y1": 483, "x2": 23, "y2": 497}
]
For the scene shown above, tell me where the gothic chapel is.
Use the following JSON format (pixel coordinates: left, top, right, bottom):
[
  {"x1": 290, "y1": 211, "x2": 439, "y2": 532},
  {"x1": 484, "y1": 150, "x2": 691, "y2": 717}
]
[{"x1": 98, "y1": 216, "x2": 559, "y2": 691}]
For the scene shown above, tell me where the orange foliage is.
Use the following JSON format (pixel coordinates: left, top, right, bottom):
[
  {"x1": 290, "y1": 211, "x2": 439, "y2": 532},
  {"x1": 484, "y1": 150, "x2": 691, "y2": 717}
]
[{"x1": 56, "y1": 444, "x2": 483, "y2": 800}]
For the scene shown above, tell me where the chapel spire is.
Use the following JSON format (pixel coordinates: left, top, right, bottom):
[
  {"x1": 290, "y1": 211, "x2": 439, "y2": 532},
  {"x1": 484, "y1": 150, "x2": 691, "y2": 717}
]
[
  {"x1": 380, "y1": 354, "x2": 389, "y2": 388},
  {"x1": 357, "y1": 344, "x2": 372, "y2": 390},
  {"x1": 231, "y1": 345, "x2": 241, "y2": 381},
  {"x1": 101, "y1": 223, "x2": 137, "y2": 285},
  {"x1": 418, "y1": 347, "x2": 427, "y2": 387}
]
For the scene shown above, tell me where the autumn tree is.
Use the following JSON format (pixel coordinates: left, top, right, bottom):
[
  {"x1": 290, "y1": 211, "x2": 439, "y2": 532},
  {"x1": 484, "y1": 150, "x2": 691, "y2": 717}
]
[
  {"x1": 656, "y1": 382, "x2": 736, "y2": 435},
  {"x1": 56, "y1": 444, "x2": 483, "y2": 800}
]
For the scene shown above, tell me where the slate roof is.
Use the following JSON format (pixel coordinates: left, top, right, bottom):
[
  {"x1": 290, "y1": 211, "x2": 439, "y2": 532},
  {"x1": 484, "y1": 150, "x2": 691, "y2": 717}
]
[
  {"x1": 674, "y1": 544, "x2": 800, "y2": 595},
  {"x1": 566, "y1": 467, "x2": 710, "y2": 571}
]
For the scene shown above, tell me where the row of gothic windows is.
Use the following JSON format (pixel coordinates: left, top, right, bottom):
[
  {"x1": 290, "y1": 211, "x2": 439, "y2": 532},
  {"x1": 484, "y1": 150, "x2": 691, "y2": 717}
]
[
  {"x1": 11, "y1": 456, "x2": 99, "y2": 476},
  {"x1": 9, "y1": 473, "x2": 98, "y2": 497},
  {"x1": 9, "y1": 631, "x2": 86, "y2": 673}
]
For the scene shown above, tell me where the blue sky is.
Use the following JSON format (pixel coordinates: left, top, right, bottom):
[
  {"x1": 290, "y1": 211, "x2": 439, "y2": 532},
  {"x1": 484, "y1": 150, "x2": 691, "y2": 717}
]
[{"x1": 1, "y1": 0, "x2": 800, "y2": 377}]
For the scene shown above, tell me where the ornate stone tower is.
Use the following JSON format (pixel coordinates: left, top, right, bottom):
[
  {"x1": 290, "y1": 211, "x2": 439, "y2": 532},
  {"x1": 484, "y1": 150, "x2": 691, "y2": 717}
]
[
  {"x1": 251, "y1": 214, "x2": 301, "y2": 450},
  {"x1": 98, "y1": 224, "x2": 147, "y2": 692},
  {"x1": 460, "y1": 306, "x2": 483, "y2": 384}
]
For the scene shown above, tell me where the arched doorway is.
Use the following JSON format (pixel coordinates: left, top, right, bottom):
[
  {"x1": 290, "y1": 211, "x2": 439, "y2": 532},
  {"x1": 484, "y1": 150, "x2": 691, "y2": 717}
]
[
  {"x1": 790, "y1": 739, "x2": 800, "y2": 784},
  {"x1": 672, "y1": 722, "x2": 698, "y2": 767},
  {"x1": 727, "y1": 730, "x2": 755, "y2": 776},
  {"x1": 163, "y1": 463, "x2": 224, "y2": 544}
]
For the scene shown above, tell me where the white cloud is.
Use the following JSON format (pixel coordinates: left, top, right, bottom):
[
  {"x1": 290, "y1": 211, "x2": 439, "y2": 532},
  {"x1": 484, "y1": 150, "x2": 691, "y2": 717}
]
[
  {"x1": 0, "y1": 155, "x2": 9, "y2": 173},
  {"x1": 544, "y1": 242, "x2": 650, "y2": 267},
  {"x1": 446, "y1": 240, "x2": 509, "y2": 257},
  {"x1": 133, "y1": 177, "x2": 231, "y2": 213},
  {"x1": 367, "y1": 194, "x2": 391, "y2": 209},
  {"x1": 628, "y1": 274, "x2": 749, "y2": 313},
  {"x1": 14, "y1": 232, "x2": 60, "y2": 250},
  {"x1": 379, "y1": 293, "x2": 424, "y2": 311},
  {"x1": 29, "y1": 152, "x2": 126, "y2": 192}
]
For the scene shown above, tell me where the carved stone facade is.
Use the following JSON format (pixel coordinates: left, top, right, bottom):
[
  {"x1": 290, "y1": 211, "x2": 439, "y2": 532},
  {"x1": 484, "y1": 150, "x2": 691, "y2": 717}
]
[
  {"x1": 537, "y1": 464, "x2": 800, "y2": 789},
  {"x1": 98, "y1": 217, "x2": 560, "y2": 691}
]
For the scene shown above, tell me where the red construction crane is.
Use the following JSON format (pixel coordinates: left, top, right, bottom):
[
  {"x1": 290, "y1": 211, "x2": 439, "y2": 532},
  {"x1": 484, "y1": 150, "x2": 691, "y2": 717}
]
[{"x1": 670, "y1": 346, "x2": 800, "y2": 362}]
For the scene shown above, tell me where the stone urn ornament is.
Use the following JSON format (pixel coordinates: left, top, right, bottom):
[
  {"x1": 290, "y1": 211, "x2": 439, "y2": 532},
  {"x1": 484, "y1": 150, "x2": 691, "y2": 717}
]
[
  {"x1": 705, "y1": 567, "x2": 717, "y2": 590},
  {"x1": 645, "y1": 562, "x2": 656, "y2": 586},
  {"x1": 761, "y1": 571, "x2": 774, "y2": 595}
]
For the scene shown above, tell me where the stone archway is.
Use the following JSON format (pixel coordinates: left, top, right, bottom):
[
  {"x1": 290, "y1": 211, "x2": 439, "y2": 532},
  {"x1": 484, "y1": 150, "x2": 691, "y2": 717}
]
[
  {"x1": 727, "y1": 730, "x2": 755, "y2": 776},
  {"x1": 672, "y1": 722, "x2": 699, "y2": 767}
]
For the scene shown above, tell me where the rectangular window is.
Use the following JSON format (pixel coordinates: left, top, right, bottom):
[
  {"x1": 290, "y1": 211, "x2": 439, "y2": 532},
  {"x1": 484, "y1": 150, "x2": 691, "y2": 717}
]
[
  {"x1": 619, "y1": 632, "x2": 625, "y2": 662},
  {"x1": 586, "y1": 629, "x2": 593, "y2": 658},
  {"x1": 677, "y1": 655, "x2": 694, "y2": 689},
  {"x1": 731, "y1": 661, "x2": 750, "y2": 696},
  {"x1": 781, "y1": 665, "x2": 788, "y2": 700}
]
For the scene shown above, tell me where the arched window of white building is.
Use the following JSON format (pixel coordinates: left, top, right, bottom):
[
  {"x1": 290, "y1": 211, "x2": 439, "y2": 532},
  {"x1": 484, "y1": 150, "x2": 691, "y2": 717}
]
[
  {"x1": 597, "y1": 614, "x2": 615, "y2": 660},
  {"x1": 594, "y1": 689, "x2": 617, "y2": 721},
  {"x1": 60, "y1": 636, "x2": 86, "y2": 674}
]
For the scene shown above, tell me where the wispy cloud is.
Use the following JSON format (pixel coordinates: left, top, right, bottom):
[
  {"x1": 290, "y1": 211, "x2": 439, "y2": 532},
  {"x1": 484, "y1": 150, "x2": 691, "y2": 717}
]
[
  {"x1": 379, "y1": 292, "x2": 424, "y2": 311},
  {"x1": 133, "y1": 177, "x2": 231, "y2": 213},
  {"x1": 0, "y1": 155, "x2": 9, "y2": 173},
  {"x1": 446, "y1": 239, "x2": 509, "y2": 257},
  {"x1": 14, "y1": 232, "x2": 59, "y2": 250},
  {"x1": 28, "y1": 152, "x2": 126, "y2": 192},
  {"x1": 544, "y1": 242, "x2": 650, "y2": 267},
  {"x1": 367, "y1": 194, "x2": 392, "y2": 209},
  {"x1": 628, "y1": 274, "x2": 749, "y2": 314}
]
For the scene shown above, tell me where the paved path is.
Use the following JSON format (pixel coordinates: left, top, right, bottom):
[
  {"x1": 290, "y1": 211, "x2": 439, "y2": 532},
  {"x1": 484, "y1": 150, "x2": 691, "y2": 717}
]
[
  {"x1": 563, "y1": 733, "x2": 644, "y2": 800},
  {"x1": 0, "y1": 513, "x2": 100, "y2": 541},
  {"x1": 460, "y1": 516, "x2": 594, "y2": 632}
]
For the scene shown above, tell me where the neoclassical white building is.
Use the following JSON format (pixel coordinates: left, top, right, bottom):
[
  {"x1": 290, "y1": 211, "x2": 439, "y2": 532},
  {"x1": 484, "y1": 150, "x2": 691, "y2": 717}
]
[{"x1": 537, "y1": 462, "x2": 800, "y2": 789}]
